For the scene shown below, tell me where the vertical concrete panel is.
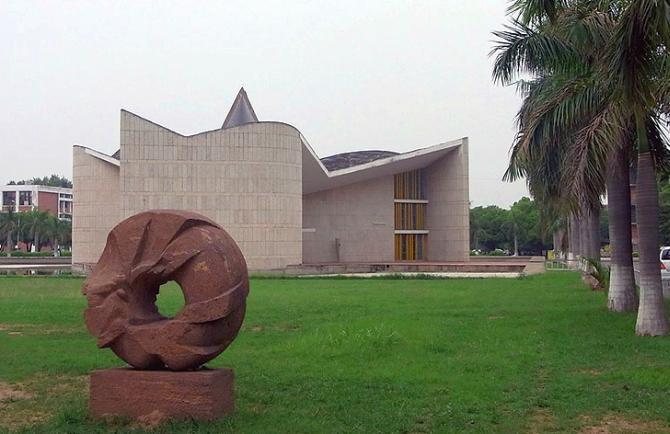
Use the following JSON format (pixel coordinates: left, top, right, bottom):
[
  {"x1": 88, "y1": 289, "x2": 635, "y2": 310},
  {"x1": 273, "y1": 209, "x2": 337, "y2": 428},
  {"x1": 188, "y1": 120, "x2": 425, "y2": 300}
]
[
  {"x1": 302, "y1": 176, "x2": 394, "y2": 263},
  {"x1": 72, "y1": 146, "x2": 121, "y2": 271},
  {"x1": 119, "y1": 112, "x2": 302, "y2": 270},
  {"x1": 425, "y1": 139, "x2": 470, "y2": 261}
]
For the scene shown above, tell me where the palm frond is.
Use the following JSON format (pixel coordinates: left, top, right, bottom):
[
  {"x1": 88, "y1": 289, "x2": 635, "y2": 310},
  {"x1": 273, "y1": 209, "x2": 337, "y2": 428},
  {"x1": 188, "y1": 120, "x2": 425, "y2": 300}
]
[
  {"x1": 607, "y1": 0, "x2": 670, "y2": 109},
  {"x1": 491, "y1": 19, "x2": 581, "y2": 84},
  {"x1": 564, "y1": 101, "x2": 624, "y2": 205},
  {"x1": 507, "y1": 0, "x2": 565, "y2": 25}
]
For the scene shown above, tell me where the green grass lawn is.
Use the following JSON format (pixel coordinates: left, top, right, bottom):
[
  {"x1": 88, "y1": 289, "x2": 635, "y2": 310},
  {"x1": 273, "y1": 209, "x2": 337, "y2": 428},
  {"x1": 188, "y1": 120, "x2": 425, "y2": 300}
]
[{"x1": 1, "y1": 273, "x2": 670, "y2": 433}]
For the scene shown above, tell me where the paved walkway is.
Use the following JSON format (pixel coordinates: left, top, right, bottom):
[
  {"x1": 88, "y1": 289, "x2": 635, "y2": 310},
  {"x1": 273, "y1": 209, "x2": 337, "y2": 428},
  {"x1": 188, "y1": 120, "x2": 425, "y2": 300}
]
[{"x1": 298, "y1": 272, "x2": 522, "y2": 279}]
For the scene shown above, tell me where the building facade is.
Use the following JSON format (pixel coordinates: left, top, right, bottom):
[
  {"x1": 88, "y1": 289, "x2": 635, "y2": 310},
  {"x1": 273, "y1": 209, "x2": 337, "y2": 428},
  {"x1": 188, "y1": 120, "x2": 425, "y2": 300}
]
[
  {"x1": 1, "y1": 185, "x2": 73, "y2": 220},
  {"x1": 72, "y1": 88, "x2": 469, "y2": 272}
]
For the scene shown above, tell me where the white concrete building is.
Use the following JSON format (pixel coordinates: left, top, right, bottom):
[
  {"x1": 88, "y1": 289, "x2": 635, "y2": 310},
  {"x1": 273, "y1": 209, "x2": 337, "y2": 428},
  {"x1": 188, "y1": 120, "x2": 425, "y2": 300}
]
[
  {"x1": 1, "y1": 185, "x2": 73, "y2": 220},
  {"x1": 72, "y1": 88, "x2": 469, "y2": 272}
]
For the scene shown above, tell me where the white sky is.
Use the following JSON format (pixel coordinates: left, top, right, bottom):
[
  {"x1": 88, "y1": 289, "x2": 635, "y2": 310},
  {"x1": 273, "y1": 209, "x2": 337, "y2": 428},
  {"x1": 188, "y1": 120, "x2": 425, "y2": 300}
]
[{"x1": 1, "y1": 0, "x2": 528, "y2": 208}]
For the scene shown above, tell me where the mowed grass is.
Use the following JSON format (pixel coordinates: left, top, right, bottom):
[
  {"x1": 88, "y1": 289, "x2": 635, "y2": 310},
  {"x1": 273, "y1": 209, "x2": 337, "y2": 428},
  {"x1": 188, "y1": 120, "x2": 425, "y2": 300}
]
[{"x1": 1, "y1": 273, "x2": 670, "y2": 433}]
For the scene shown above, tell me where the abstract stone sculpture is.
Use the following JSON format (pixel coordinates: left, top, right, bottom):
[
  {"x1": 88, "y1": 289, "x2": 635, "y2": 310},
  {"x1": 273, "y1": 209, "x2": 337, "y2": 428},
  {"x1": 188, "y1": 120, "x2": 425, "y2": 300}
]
[
  {"x1": 84, "y1": 210, "x2": 249, "y2": 370},
  {"x1": 83, "y1": 210, "x2": 249, "y2": 421}
]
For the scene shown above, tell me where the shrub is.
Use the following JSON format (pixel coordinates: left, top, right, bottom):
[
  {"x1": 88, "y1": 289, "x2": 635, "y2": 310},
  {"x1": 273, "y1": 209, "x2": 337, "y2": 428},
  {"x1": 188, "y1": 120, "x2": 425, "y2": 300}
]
[{"x1": 583, "y1": 257, "x2": 609, "y2": 290}]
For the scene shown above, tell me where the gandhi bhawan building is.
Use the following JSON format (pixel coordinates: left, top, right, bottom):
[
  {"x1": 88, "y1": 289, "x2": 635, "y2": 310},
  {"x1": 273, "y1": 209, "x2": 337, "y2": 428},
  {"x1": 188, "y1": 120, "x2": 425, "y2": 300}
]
[{"x1": 73, "y1": 89, "x2": 469, "y2": 272}]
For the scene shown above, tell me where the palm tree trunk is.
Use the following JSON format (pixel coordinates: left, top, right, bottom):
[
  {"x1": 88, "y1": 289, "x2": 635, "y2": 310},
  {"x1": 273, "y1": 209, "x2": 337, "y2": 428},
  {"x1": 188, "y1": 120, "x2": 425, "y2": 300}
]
[
  {"x1": 569, "y1": 214, "x2": 581, "y2": 266},
  {"x1": 582, "y1": 209, "x2": 591, "y2": 258},
  {"x1": 580, "y1": 206, "x2": 592, "y2": 271},
  {"x1": 589, "y1": 205, "x2": 601, "y2": 261},
  {"x1": 635, "y1": 151, "x2": 669, "y2": 335},
  {"x1": 607, "y1": 147, "x2": 638, "y2": 312}
]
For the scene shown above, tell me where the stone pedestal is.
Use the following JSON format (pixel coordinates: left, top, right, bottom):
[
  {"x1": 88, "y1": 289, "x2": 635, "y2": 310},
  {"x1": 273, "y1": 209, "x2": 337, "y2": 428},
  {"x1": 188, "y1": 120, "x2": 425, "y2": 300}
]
[{"x1": 89, "y1": 368, "x2": 234, "y2": 421}]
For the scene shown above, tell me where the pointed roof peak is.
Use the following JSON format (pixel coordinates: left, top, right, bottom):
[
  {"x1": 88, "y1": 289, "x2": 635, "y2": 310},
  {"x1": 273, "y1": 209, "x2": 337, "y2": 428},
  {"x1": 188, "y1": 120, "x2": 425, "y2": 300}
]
[{"x1": 222, "y1": 87, "x2": 259, "y2": 128}]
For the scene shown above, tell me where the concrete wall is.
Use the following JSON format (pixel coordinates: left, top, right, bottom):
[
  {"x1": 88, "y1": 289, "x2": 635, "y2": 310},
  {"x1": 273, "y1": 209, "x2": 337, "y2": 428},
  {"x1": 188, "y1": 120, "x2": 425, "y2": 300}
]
[
  {"x1": 72, "y1": 146, "x2": 121, "y2": 270},
  {"x1": 425, "y1": 140, "x2": 470, "y2": 261},
  {"x1": 119, "y1": 111, "x2": 302, "y2": 270},
  {"x1": 302, "y1": 175, "x2": 394, "y2": 263}
]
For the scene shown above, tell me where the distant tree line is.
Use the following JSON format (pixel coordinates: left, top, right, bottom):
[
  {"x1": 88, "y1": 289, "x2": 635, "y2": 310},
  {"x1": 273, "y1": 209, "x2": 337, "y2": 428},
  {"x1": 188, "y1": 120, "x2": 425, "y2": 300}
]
[
  {"x1": 470, "y1": 197, "x2": 547, "y2": 255},
  {"x1": 470, "y1": 196, "x2": 610, "y2": 256},
  {"x1": 7, "y1": 175, "x2": 72, "y2": 188}
]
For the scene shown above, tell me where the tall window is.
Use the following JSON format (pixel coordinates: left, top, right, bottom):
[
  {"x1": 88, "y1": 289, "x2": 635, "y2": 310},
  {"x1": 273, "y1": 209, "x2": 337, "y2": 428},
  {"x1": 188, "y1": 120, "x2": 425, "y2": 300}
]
[
  {"x1": 394, "y1": 169, "x2": 426, "y2": 199},
  {"x1": 394, "y1": 169, "x2": 427, "y2": 260},
  {"x1": 395, "y1": 233, "x2": 427, "y2": 260}
]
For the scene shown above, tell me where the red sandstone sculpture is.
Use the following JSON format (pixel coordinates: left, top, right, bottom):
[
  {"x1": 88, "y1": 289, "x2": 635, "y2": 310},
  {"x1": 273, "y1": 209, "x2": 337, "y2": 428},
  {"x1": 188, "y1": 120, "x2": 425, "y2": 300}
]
[{"x1": 83, "y1": 210, "x2": 249, "y2": 371}]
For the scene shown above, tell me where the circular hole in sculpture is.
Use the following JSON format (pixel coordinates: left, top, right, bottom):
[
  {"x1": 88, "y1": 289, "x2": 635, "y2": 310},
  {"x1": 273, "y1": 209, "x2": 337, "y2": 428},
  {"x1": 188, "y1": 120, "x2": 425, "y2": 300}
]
[{"x1": 155, "y1": 281, "x2": 186, "y2": 319}]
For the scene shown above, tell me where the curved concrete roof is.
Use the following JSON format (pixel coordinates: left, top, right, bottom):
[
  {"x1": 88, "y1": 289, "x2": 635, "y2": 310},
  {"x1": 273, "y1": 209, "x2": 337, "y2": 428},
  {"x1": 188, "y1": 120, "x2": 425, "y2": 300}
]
[
  {"x1": 320, "y1": 150, "x2": 400, "y2": 171},
  {"x1": 81, "y1": 120, "x2": 465, "y2": 196},
  {"x1": 301, "y1": 135, "x2": 465, "y2": 194},
  {"x1": 80, "y1": 90, "x2": 466, "y2": 196}
]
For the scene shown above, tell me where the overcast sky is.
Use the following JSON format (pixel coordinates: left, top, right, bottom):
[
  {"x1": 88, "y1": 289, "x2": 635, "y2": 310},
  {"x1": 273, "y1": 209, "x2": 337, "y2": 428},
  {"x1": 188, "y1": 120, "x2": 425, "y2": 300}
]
[{"x1": 1, "y1": 0, "x2": 528, "y2": 208}]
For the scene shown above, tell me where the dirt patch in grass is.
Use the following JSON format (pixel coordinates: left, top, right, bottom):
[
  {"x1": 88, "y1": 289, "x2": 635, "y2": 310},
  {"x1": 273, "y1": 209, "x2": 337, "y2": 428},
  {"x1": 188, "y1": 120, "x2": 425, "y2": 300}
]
[
  {"x1": 575, "y1": 368, "x2": 603, "y2": 376},
  {"x1": 0, "y1": 381, "x2": 44, "y2": 430},
  {"x1": 246, "y1": 323, "x2": 300, "y2": 333},
  {"x1": 0, "y1": 382, "x2": 32, "y2": 405},
  {"x1": 277, "y1": 323, "x2": 300, "y2": 332},
  {"x1": 0, "y1": 409, "x2": 51, "y2": 431},
  {"x1": 132, "y1": 410, "x2": 168, "y2": 430},
  {"x1": 0, "y1": 375, "x2": 88, "y2": 430},
  {"x1": 579, "y1": 414, "x2": 669, "y2": 433},
  {"x1": 0, "y1": 323, "x2": 81, "y2": 336},
  {"x1": 527, "y1": 409, "x2": 557, "y2": 433},
  {"x1": 409, "y1": 413, "x2": 435, "y2": 433}
]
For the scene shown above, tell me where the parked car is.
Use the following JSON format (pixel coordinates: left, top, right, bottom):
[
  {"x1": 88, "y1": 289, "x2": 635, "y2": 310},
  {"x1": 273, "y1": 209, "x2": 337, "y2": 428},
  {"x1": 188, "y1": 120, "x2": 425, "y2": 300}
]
[{"x1": 660, "y1": 247, "x2": 670, "y2": 283}]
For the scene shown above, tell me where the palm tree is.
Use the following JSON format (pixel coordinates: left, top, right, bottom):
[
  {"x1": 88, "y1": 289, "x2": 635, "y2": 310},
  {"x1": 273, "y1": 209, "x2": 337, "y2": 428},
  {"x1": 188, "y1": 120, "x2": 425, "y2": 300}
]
[
  {"x1": 25, "y1": 210, "x2": 50, "y2": 252},
  {"x1": 492, "y1": 2, "x2": 610, "y2": 263},
  {"x1": 43, "y1": 215, "x2": 72, "y2": 254},
  {"x1": 607, "y1": 0, "x2": 670, "y2": 334},
  {"x1": 17, "y1": 211, "x2": 35, "y2": 251},
  {"x1": 607, "y1": 145, "x2": 638, "y2": 311},
  {"x1": 0, "y1": 210, "x2": 19, "y2": 254},
  {"x1": 44, "y1": 215, "x2": 61, "y2": 253},
  {"x1": 494, "y1": 0, "x2": 670, "y2": 322},
  {"x1": 492, "y1": 1, "x2": 669, "y2": 326},
  {"x1": 58, "y1": 219, "x2": 72, "y2": 251}
]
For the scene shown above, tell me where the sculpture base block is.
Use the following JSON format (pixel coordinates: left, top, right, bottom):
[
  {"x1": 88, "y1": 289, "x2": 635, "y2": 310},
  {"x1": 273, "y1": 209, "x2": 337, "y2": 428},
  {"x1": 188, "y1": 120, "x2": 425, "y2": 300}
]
[{"x1": 89, "y1": 368, "x2": 234, "y2": 421}]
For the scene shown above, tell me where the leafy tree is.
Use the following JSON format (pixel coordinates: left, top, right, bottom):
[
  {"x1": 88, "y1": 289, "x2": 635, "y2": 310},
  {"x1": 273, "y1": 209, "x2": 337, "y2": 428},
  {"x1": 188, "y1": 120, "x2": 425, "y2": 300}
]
[
  {"x1": 7, "y1": 175, "x2": 72, "y2": 188},
  {"x1": 470, "y1": 206, "x2": 512, "y2": 252},
  {"x1": 470, "y1": 197, "x2": 550, "y2": 255},
  {"x1": 509, "y1": 197, "x2": 544, "y2": 255}
]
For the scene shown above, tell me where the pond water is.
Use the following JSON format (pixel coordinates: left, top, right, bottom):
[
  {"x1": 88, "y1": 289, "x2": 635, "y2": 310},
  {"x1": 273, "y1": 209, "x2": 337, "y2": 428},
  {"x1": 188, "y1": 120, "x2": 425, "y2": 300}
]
[{"x1": 0, "y1": 266, "x2": 72, "y2": 276}]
